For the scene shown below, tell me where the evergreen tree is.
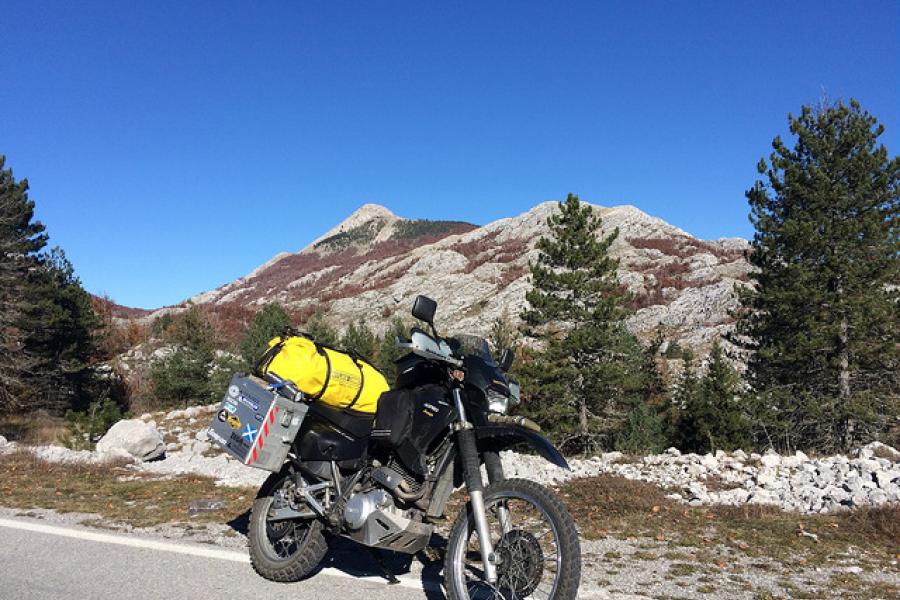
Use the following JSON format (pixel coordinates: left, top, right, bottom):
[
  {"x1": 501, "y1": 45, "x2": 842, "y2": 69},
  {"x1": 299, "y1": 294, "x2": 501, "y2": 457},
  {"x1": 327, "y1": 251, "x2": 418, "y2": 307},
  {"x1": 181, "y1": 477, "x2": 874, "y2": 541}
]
[
  {"x1": 673, "y1": 350, "x2": 699, "y2": 408},
  {"x1": 19, "y1": 248, "x2": 102, "y2": 413},
  {"x1": 615, "y1": 402, "x2": 667, "y2": 455},
  {"x1": 676, "y1": 342, "x2": 748, "y2": 453},
  {"x1": 698, "y1": 341, "x2": 748, "y2": 451},
  {"x1": 62, "y1": 397, "x2": 126, "y2": 450},
  {"x1": 734, "y1": 100, "x2": 899, "y2": 452},
  {"x1": 641, "y1": 328, "x2": 669, "y2": 409},
  {"x1": 303, "y1": 312, "x2": 338, "y2": 347},
  {"x1": 151, "y1": 306, "x2": 217, "y2": 407},
  {"x1": 376, "y1": 316, "x2": 409, "y2": 384},
  {"x1": 340, "y1": 318, "x2": 378, "y2": 362},
  {"x1": 488, "y1": 313, "x2": 521, "y2": 362},
  {"x1": 239, "y1": 303, "x2": 292, "y2": 367},
  {"x1": 670, "y1": 350, "x2": 700, "y2": 449},
  {"x1": 0, "y1": 157, "x2": 118, "y2": 415},
  {"x1": 521, "y1": 194, "x2": 649, "y2": 454},
  {"x1": 0, "y1": 156, "x2": 47, "y2": 411}
]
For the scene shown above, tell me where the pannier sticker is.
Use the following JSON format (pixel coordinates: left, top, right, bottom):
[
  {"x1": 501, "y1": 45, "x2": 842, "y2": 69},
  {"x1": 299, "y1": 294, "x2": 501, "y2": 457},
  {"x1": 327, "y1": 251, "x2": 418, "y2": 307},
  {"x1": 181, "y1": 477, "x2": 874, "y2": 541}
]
[
  {"x1": 241, "y1": 424, "x2": 258, "y2": 442},
  {"x1": 208, "y1": 429, "x2": 227, "y2": 446},
  {"x1": 222, "y1": 401, "x2": 238, "y2": 414},
  {"x1": 237, "y1": 394, "x2": 259, "y2": 411},
  {"x1": 216, "y1": 409, "x2": 229, "y2": 423},
  {"x1": 229, "y1": 431, "x2": 250, "y2": 449},
  {"x1": 226, "y1": 414, "x2": 242, "y2": 429},
  {"x1": 228, "y1": 385, "x2": 240, "y2": 398},
  {"x1": 254, "y1": 413, "x2": 264, "y2": 422}
]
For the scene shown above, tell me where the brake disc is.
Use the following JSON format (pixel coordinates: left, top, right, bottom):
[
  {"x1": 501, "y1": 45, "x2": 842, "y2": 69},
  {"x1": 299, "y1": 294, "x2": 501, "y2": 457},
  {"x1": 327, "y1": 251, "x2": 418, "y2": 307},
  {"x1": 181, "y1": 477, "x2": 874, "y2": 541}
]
[{"x1": 495, "y1": 529, "x2": 544, "y2": 596}]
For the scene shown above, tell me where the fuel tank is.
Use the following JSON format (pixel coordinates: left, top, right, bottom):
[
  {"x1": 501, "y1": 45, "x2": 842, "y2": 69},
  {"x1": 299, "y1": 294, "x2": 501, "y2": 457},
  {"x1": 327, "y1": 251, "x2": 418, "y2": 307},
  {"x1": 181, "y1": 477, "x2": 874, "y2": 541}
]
[
  {"x1": 394, "y1": 354, "x2": 445, "y2": 390},
  {"x1": 396, "y1": 383, "x2": 456, "y2": 475}
]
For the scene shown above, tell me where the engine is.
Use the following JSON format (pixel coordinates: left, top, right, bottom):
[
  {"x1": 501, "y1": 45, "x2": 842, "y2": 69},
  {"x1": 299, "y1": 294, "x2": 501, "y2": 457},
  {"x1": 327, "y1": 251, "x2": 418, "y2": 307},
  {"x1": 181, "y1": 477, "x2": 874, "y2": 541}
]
[
  {"x1": 341, "y1": 486, "x2": 433, "y2": 553},
  {"x1": 343, "y1": 488, "x2": 391, "y2": 530}
]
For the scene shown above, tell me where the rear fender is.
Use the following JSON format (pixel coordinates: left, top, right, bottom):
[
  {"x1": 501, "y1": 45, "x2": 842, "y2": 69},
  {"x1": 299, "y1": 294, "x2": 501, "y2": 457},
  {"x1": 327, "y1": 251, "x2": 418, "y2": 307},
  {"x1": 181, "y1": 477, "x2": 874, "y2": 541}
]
[{"x1": 474, "y1": 424, "x2": 570, "y2": 470}]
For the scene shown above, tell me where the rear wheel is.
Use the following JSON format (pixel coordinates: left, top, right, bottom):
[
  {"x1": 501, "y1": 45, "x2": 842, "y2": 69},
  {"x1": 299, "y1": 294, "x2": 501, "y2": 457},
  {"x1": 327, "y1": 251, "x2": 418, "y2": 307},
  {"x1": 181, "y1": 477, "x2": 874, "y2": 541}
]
[
  {"x1": 248, "y1": 469, "x2": 328, "y2": 582},
  {"x1": 444, "y1": 478, "x2": 581, "y2": 600}
]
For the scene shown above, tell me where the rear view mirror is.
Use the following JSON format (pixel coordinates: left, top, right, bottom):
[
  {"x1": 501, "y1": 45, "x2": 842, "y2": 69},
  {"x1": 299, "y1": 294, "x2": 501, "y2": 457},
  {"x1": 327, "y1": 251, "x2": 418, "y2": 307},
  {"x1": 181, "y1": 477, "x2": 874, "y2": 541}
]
[
  {"x1": 499, "y1": 348, "x2": 515, "y2": 372},
  {"x1": 411, "y1": 295, "x2": 437, "y2": 324}
]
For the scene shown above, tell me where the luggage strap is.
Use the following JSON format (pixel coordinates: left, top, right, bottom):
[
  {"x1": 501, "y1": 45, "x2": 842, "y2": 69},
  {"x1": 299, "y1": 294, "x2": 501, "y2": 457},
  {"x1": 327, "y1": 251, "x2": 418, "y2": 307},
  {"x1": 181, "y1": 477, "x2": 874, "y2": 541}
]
[
  {"x1": 254, "y1": 340, "x2": 284, "y2": 377},
  {"x1": 344, "y1": 358, "x2": 366, "y2": 410},
  {"x1": 311, "y1": 343, "x2": 332, "y2": 400}
]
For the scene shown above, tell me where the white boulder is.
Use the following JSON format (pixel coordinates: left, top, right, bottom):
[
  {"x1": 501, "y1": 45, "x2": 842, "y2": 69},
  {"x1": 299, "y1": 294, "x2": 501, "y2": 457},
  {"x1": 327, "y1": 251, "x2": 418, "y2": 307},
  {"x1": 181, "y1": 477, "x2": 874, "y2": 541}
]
[
  {"x1": 857, "y1": 441, "x2": 900, "y2": 462},
  {"x1": 760, "y1": 452, "x2": 781, "y2": 468},
  {"x1": 96, "y1": 419, "x2": 166, "y2": 462}
]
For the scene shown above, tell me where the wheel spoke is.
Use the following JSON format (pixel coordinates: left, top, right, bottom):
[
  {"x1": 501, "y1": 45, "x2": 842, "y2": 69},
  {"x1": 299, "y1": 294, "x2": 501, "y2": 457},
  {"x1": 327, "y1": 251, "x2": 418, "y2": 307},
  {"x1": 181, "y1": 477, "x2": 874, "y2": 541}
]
[{"x1": 450, "y1": 486, "x2": 572, "y2": 599}]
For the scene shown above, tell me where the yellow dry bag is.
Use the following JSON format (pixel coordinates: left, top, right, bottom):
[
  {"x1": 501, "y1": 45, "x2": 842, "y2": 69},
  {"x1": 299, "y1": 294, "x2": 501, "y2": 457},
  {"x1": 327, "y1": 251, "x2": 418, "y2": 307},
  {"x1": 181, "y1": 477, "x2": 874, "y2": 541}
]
[{"x1": 258, "y1": 335, "x2": 388, "y2": 414}]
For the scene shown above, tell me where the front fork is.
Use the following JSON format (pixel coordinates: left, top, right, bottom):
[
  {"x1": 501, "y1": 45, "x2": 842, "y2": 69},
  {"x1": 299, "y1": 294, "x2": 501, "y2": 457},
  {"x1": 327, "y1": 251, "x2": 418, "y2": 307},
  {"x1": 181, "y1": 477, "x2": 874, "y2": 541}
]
[
  {"x1": 452, "y1": 388, "x2": 498, "y2": 584},
  {"x1": 484, "y1": 450, "x2": 512, "y2": 534}
]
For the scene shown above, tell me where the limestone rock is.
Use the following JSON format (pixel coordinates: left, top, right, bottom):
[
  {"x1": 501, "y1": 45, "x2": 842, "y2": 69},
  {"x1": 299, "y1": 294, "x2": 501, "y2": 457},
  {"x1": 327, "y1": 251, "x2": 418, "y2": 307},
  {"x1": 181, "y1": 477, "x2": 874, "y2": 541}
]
[
  {"x1": 134, "y1": 201, "x2": 751, "y2": 354},
  {"x1": 858, "y1": 441, "x2": 900, "y2": 462},
  {"x1": 760, "y1": 453, "x2": 781, "y2": 468},
  {"x1": 96, "y1": 419, "x2": 166, "y2": 462}
]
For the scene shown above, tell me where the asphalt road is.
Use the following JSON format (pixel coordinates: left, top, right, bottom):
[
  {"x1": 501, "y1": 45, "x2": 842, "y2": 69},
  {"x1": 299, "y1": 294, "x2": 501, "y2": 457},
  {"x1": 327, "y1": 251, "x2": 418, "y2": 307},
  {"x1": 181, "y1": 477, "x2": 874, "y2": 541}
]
[{"x1": 0, "y1": 516, "x2": 438, "y2": 600}]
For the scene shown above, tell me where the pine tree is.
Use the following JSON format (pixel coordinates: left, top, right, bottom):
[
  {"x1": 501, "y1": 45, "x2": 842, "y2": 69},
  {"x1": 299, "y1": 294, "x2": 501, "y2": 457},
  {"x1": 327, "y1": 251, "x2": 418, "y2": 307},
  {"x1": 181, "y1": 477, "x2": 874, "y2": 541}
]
[
  {"x1": 521, "y1": 194, "x2": 649, "y2": 454},
  {"x1": 673, "y1": 350, "x2": 699, "y2": 404},
  {"x1": 734, "y1": 100, "x2": 899, "y2": 452},
  {"x1": 0, "y1": 156, "x2": 47, "y2": 411},
  {"x1": 303, "y1": 312, "x2": 338, "y2": 347},
  {"x1": 488, "y1": 312, "x2": 521, "y2": 362},
  {"x1": 151, "y1": 306, "x2": 217, "y2": 407},
  {"x1": 670, "y1": 350, "x2": 698, "y2": 449},
  {"x1": 698, "y1": 341, "x2": 748, "y2": 452},
  {"x1": 340, "y1": 318, "x2": 378, "y2": 362},
  {"x1": 376, "y1": 317, "x2": 410, "y2": 384},
  {"x1": 675, "y1": 342, "x2": 748, "y2": 453},
  {"x1": 19, "y1": 247, "x2": 102, "y2": 413},
  {"x1": 239, "y1": 303, "x2": 292, "y2": 367}
]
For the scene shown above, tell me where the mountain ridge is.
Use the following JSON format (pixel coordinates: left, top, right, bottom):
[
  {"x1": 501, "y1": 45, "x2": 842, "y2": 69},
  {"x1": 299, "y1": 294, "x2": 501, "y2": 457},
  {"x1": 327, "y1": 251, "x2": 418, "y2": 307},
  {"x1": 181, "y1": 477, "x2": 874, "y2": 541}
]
[{"x1": 120, "y1": 200, "x2": 750, "y2": 351}]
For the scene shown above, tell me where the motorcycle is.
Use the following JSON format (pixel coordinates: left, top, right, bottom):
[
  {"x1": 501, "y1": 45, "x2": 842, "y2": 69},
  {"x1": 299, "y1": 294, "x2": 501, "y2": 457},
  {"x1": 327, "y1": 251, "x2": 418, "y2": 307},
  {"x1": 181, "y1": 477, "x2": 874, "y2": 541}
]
[{"x1": 244, "y1": 295, "x2": 581, "y2": 599}]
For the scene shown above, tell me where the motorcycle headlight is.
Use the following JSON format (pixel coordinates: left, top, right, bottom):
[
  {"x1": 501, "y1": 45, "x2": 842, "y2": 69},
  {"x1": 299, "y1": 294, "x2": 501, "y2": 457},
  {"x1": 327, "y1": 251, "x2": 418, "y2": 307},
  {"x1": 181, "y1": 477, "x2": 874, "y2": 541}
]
[{"x1": 486, "y1": 387, "x2": 510, "y2": 415}]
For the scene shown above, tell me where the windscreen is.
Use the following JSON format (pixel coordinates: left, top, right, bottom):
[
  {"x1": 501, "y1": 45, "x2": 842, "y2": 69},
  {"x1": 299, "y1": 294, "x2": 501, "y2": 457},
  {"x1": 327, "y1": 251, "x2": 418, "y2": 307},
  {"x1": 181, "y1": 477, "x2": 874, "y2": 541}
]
[{"x1": 453, "y1": 334, "x2": 497, "y2": 365}]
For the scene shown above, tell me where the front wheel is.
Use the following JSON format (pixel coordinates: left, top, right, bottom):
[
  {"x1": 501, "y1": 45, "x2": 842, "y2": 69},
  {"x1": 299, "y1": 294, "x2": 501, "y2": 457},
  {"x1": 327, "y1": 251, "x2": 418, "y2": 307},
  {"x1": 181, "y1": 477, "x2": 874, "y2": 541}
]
[
  {"x1": 248, "y1": 469, "x2": 328, "y2": 582},
  {"x1": 444, "y1": 478, "x2": 581, "y2": 600}
]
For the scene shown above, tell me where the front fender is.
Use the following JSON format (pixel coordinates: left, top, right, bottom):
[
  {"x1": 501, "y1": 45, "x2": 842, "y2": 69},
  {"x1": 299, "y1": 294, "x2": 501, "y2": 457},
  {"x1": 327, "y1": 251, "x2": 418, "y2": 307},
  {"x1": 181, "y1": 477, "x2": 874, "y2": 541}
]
[{"x1": 474, "y1": 424, "x2": 570, "y2": 470}]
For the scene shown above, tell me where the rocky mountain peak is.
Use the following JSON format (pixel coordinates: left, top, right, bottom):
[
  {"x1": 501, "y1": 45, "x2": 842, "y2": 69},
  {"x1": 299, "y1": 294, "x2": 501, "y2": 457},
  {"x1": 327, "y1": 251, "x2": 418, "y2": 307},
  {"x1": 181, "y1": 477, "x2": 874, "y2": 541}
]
[
  {"x1": 154, "y1": 199, "x2": 751, "y2": 353},
  {"x1": 309, "y1": 203, "x2": 399, "y2": 249}
]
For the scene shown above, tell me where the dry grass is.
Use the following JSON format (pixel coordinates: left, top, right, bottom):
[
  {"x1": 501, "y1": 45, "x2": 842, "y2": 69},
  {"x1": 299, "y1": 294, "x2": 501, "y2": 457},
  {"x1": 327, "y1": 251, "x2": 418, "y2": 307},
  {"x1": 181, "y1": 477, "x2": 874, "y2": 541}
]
[
  {"x1": 559, "y1": 474, "x2": 900, "y2": 570},
  {"x1": 0, "y1": 414, "x2": 68, "y2": 445},
  {"x1": 872, "y1": 445, "x2": 900, "y2": 462},
  {"x1": 0, "y1": 450, "x2": 253, "y2": 528}
]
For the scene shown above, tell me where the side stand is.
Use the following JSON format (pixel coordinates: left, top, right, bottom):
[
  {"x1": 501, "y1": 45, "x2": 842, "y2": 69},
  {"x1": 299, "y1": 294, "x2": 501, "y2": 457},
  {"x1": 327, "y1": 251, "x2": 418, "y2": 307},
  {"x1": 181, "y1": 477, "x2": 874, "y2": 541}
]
[{"x1": 369, "y1": 548, "x2": 400, "y2": 585}]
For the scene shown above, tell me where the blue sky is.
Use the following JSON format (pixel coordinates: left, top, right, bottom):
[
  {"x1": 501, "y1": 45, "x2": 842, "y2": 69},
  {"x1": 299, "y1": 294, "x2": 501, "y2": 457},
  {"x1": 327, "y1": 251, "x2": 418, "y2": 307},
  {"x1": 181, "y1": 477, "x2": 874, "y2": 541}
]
[{"x1": 1, "y1": 2, "x2": 897, "y2": 308}]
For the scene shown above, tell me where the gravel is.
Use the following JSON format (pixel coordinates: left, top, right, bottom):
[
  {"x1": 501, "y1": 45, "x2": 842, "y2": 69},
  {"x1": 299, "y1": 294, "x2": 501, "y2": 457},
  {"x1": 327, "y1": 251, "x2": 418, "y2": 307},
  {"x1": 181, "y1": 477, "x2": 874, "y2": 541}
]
[{"x1": 3, "y1": 406, "x2": 899, "y2": 514}]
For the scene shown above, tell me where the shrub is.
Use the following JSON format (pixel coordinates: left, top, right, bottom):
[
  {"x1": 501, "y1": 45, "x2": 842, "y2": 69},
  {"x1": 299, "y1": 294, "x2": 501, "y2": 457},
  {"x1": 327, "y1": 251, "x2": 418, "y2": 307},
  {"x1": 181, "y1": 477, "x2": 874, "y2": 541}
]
[
  {"x1": 615, "y1": 402, "x2": 668, "y2": 454},
  {"x1": 62, "y1": 398, "x2": 126, "y2": 450},
  {"x1": 150, "y1": 306, "x2": 218, "y2": 408},
  {"x1": 239, "y1": 303, "x2": 292, "y2": 368},
  {"x1": 674, "y1": 342, "x2": 749, "y2": 453},
  {"x1": 391, "y1": 219, "x2": 475, "y2": 240},
  {"x1": 340, "y1": 318, "x2": 378, "y2": 362}
]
